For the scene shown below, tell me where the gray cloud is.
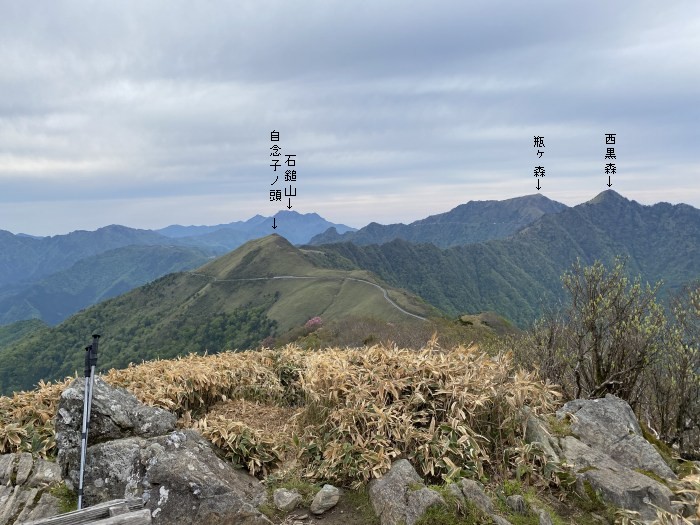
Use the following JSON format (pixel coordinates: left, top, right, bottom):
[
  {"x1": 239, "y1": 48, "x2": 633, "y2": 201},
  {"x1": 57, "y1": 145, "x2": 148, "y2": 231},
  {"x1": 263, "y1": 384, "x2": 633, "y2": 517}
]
[{"x1": 0, "y1": 0, "x2": 698, "y2": 234}]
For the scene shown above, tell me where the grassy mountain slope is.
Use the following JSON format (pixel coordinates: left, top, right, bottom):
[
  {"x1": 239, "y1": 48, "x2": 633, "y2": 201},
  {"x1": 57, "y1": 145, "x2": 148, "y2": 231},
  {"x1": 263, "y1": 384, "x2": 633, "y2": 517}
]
[
  {"x1": 0, "y1": 245, "x2": 212, "y2": 326},
  {"x1": 0, "y1": 235, "x2": 436, "y2": 395},
  {"x1": 313, "y1": 191, "x2": 700, "y2": 326},
  {"x1": 309, "y1": 194, "x2": 567, "y2": 247},
  {"x1": 0, "y1": 212, "x2": 355, "y2": 325}
]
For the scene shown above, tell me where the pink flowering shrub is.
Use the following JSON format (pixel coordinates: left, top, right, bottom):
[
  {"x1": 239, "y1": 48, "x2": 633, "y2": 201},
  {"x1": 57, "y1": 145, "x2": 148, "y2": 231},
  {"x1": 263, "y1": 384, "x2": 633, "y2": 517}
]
[{"x1": 304, "y1": 316, "x2": 323, "y2": 332}]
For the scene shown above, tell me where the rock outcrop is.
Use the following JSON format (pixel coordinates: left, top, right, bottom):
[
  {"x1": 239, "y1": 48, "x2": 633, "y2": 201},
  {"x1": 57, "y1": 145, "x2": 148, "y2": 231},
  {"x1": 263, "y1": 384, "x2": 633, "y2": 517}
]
[
  {"x1": 55, "y1": 377, "x2": 177, "y2": 491},
  {"x1": 368, "y1": 460, "x2": 516, "y2": 525},
  {"x1": 54, "y1": 377, "x2": 273, "y2": 525},
  {"x1": 0, "y1": 453, "x2": 62, "y2": 525},
  {"x1": 556, "y1": 395, "x2": 676, "y2": 480},
  {"x1": 522, "y1": 394, "x2": 679, "y2": 521},
  {"x1": 368, "y1": 459, "x2": 445, "y2": 525}
]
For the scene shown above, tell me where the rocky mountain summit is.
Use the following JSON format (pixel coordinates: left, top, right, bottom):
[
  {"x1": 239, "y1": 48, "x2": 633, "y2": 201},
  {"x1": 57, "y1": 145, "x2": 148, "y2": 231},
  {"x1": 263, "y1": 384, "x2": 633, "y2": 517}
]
[{"x1": 0, "y1": 380, "x2": 697, "y2": 524}]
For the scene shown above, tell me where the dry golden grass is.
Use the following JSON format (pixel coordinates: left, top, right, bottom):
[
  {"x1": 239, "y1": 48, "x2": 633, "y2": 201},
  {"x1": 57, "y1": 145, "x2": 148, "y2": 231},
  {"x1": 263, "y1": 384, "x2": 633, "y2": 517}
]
[
  {"x1": 203, "y1": 399, "x2": 300, "y2": 439},
  {"x1": 0, "y1": 343, "x2": 561, "y2": 489},
  {"x1": 0, "y1": 378, "x2": 71, "y2": 456}
]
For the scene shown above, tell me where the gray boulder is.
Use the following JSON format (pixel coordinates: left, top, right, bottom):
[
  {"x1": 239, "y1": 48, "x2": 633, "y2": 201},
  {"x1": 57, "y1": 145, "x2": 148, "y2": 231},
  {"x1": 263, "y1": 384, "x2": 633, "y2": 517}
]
[
  {"x1": 458, "y1": 479, "x2": 513, "y2": 524},
  {"x1": 16, "y1": 491, "x2": 62, "y2": 523},
  {"x1": 491, "y1": 517, "x2": 514, "y2": 525},
  {"x1": 560, "y1": 435, "x2": 673, "y2": 521},
  {"x1": 0, "y1": 454, "x2": 15, "y2": 485},
  {"x1": 55, "y1": 377, "x2": 176, "y2": 487},
  {"x1": 506, "y1": 494, "x2": 527, "y2": 514},
  {"x1": 458, "y1": 479, "x2": 493, "y2": 514},
  {"x1": 368, "y1": 459, "x2": 445, "y2": 525},
  {"x1": 523, "y1": 407, "x2": 561, "y2": 464},
  {"x1": 310, "y1": 484, "x2": 340, "y2": 515},
  {"x1": 537, "y1": 508, "x2": 554, "y2": 525},
  {"x1": 53, "y1": 377, "x2": 274, "y2": 525},
  {"x1": 15, "y1": 454, "x2": 33, "y2": 486},
  {"x1": 76, "y1": 429, "x2": 271, "y2": 524},
  {"x1": 444, "y1": 483, "x2": 465, "y2": 506},
  {"x1": 0, "y1": 486, "x2": 38, "y2": 525},
  {"x1": 556, "y1": 395, "x2": 676, "y2": 480},
  {"x1": 273, "y1": 489, "x2": 302, "y2": 512},
  {"x1": 0, "y1": 453, "x2": 62, "y2": 524},
  {"x1": 26, "y1": 459, "x2": 61, "y2": 489}
]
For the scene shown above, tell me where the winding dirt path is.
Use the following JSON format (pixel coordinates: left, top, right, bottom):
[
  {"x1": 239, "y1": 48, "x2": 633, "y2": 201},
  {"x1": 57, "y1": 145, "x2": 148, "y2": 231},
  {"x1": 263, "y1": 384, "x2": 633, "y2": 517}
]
[{"x1": 186, "y1": 272, "x2": 427, "y2": 321}]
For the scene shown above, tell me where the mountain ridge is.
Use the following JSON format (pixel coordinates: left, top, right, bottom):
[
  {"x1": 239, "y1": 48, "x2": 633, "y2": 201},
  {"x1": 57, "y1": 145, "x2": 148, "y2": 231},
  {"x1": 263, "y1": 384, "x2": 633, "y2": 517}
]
[
  {"x1": 0, "y1": 211, "x2": 359, "y2": 326},
  {"x1": 311, "y1": 190, "x2": 700, "y2": 326},
  {"x1": 309, "y1": 193, "x2": 568, "y2": 247},
  {"x1": 0, "y1": 235, "x2": 437, "y2": 394}
]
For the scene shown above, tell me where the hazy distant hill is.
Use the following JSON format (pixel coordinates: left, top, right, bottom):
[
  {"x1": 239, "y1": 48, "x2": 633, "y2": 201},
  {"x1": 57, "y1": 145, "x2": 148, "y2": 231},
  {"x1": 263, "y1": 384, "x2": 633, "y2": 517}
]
[
  {"x1": 313, "y1": 191, "x2": 700, "y2": 326},
  {"x1": 0, "y1": 245, "x2": 211, "y2": 326},
  {"x1": 309, "y1": 194, "x2": 567, "y2": 247},
  {"x1": 0, "y1": 235, "x2": 435, "y2": 394},
  {"x1": 0, "y1": 225, "x2": 168, "y2": 288},
  {"x1": 0, "y1": 211, "x2": 356, "y2": 326},
  {"x1": 160, "y1": 210, "x2": 356, "y2": 248}
]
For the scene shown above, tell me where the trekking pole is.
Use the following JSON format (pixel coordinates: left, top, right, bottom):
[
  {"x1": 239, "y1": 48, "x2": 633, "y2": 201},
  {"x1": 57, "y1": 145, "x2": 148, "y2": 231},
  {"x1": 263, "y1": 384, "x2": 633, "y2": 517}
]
[{"x1": 77, "y1": 334, "x2": 100, "y2": 510}]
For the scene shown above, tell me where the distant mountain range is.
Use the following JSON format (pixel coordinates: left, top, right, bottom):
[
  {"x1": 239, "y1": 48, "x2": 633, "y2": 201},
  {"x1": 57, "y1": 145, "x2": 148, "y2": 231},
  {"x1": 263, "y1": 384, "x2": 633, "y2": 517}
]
[
  {"x1": 0, "y1": 211, "x2": 354, "y2": 326},
  {"x1": 0, "y1": 245, "x2": 212, "y2": 325},
  {"x1": 0, "y1": 189, "x2": 698, "y2": 368},
  {"x1": 157, "y1": 210, "x2": 355, "y2": 245},
  {"x1": 311, "y1": 190, "x2": 700, "y2": 326},
  {"x1": 310, "y1": 194, "x2": 567, "y2": 247},
  {"x1": 0, "y1": 235, "x2": 436, "y2": 394}
]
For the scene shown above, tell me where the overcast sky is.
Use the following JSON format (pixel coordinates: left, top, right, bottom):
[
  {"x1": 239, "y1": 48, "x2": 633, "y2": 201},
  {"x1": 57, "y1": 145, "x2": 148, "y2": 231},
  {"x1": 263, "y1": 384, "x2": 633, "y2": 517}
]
[{"x1": 1, "y1": 1, "x2": 698, "y2": 235}]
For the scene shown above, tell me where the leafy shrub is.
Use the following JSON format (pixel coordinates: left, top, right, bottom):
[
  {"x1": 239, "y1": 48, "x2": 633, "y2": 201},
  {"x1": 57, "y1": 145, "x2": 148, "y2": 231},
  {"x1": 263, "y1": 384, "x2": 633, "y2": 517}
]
[{"x1": 196, "y1": 416, "x2": 282, "y2": 477}]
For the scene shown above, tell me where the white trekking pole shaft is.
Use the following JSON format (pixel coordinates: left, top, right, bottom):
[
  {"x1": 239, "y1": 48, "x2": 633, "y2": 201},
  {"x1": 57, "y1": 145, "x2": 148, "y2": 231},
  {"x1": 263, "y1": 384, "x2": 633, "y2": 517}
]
[{"x1": 77, "y1": 334, "x2": 100, "y2": 510}]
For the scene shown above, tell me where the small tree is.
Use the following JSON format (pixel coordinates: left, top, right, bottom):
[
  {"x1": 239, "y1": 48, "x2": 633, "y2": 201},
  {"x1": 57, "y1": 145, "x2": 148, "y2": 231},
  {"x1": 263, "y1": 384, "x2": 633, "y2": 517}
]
[
  {"x1": 561, "y1": 258, "x2": 666, "y2": 405},
  {"x1": 644, "y1": 282, "x2": 700, "y2": 454},
  {"x1": 516, "y1": 258, "x2": 666, "y2": 408}
]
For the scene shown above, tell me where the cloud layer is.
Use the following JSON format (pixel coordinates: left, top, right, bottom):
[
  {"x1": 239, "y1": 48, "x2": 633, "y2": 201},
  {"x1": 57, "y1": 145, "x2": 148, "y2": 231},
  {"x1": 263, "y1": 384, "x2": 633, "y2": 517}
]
[{"x1": 1, "y1": 1, "x2": 698, "y2": 234}]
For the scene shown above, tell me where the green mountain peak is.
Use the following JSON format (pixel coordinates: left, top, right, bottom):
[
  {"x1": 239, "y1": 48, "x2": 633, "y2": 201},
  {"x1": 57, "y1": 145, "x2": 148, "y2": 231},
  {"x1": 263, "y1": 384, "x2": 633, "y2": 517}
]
[
  {"x1": 586, "y1": 189, "x2": 629, "y2": 206},
  {"x1": 199, "y1": 234, "x2": 317, "y2": 280}
]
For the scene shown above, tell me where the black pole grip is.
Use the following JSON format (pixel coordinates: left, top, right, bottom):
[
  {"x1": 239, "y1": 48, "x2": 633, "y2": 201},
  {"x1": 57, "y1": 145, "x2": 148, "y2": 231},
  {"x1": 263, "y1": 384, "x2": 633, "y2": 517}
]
[
  {"x1": 84, "y1": 346, "x2": 91, "y2": 377},
  {"x1": 90, "y1": 334, "x2": 100, "y2": 368}
]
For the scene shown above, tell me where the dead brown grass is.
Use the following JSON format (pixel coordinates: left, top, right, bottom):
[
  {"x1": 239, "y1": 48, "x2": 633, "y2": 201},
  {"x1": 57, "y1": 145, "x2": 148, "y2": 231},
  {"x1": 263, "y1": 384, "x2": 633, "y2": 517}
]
[{"x1": 1, "y1": 343, "x2": 561, "y2": 490}]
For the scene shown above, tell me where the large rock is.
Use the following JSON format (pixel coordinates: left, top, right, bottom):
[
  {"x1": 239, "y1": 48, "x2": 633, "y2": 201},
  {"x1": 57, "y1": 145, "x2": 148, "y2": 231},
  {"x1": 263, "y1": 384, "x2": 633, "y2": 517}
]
[
  {"x1": 54, "y1": 377, "x2": 275, "y2": 524},
  {"x1": 310, "y1": 484, "x2": 340, "y2": 515},
  {"x1": 368, "y1": 459, "x2": 445, "y2": 525},
  {"x1": 523, "y1": 407, "x2": 561, "y2": 465},
  {"x1": 556, "y1": 395, "x2": 676, "y2": 480},
  {"x1": 75, "y1": 429, "x2": 272, "y2": 524},
  {"x1": 16, "y1": 491, "x2": 62, "y2": 523},
  {"x1": 458, "y1": 479, "x2": 513, "y2": 524},
  {"x1": 0, "y1": 486, "x2": 38, "y2": 525},
  {"x1": 55, "y1": 377, "x2": 176, "y2": 487},
  {"x1": 458, "y1": 479, "x2": 493, "y2": 515},
  {"x1": 560, "y1": 435, "x2": 673, "y2": 521},
  {"x1": 0, "y1": 453, "x2": 62, "y2": 525},
  {"x1": 273, "y1": 489, "x2": 301, "y2": 512}
]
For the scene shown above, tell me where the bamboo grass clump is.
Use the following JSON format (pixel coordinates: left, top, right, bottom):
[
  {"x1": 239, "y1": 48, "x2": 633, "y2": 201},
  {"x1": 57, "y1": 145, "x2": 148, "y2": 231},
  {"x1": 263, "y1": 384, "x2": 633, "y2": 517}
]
[{"x1": 0, "y1": 343, "x2": 561, "y2": 489}]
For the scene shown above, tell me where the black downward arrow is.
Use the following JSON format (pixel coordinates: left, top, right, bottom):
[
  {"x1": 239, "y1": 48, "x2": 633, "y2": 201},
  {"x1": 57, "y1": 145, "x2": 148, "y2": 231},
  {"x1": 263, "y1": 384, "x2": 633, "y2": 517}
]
[
  {"x1": 607, "y1": 176, "x2": 612, "y2": 188},
  {"x1": 272, "y1": 217, "x2": 277, "y2": 229},
  {"x1": 536, "y1": 179, "x2": 541, "y2": 191},
  {"x1": 287, "y1": 198, "x2": 292, "y2": 210}
]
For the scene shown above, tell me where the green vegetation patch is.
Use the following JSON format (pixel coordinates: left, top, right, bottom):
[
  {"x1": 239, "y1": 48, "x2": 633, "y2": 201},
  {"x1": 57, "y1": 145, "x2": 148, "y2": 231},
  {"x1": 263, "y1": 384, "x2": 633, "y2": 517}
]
[{"x1": 49, "y1": 482, "x2": 78, "y2": 513}]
